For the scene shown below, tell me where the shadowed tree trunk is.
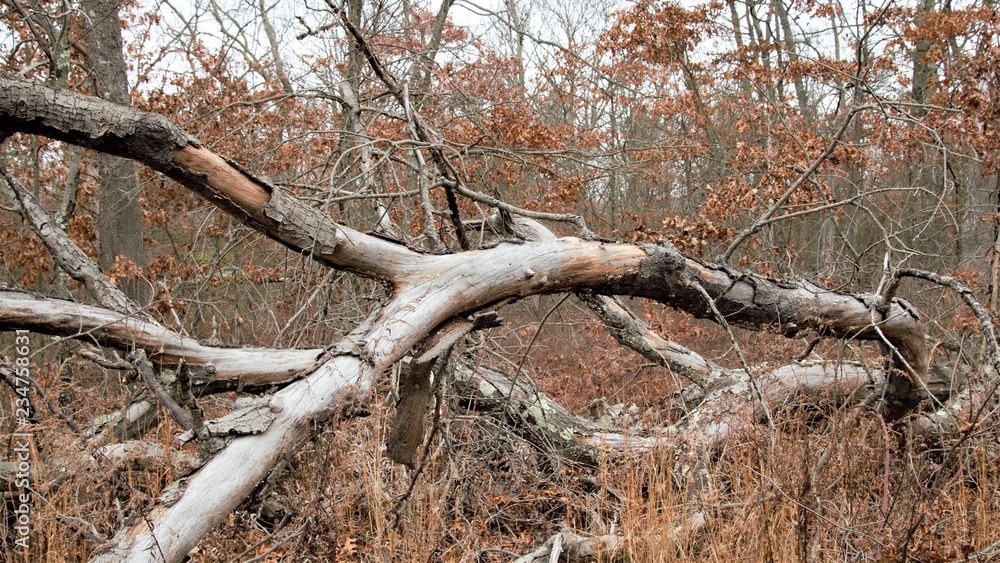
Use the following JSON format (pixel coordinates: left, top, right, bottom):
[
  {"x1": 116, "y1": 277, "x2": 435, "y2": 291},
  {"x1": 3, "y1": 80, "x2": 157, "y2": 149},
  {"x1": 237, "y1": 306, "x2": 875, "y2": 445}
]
[
  {"x1": 80, "y1": 0, "x2": 145, "y2": 300},
  {"x1": 911, "y1": 0, "x2": 937, "y2": 115}
]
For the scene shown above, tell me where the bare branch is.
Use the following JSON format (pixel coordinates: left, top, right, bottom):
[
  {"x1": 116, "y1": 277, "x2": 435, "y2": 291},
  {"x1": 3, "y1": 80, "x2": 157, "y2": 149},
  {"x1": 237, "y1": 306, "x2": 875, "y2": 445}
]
[
  {"x1": 689, "y1": 278, "x2": 775, "y2": 433},
  {"x1": 0, "y1": 75, "x2": 422, "y2": 281},
  {"x1": 896, "y1": 268, "x2": 1000, "y2": 375},
  {"x1": 128, "y1": 349, "x2": 193, "y2": 431},
  {"x1": 578, "y1": 293, "x2": 720, "y2": 384},
  {"x1": 0, "y1": 351, "x2": 81, "y2": 433},
  {"x1": 0, "y1": 166, "x2": 148, "y2": 319},
  {"x1": 721, "y1": 105, "x2": 871, "y2": 263},
  {"x1": 387, "y1": 312, "x2": 501, "y2": 467},
  {"x1": 0, "y1": 289, "x2": 320, "y2": 388}
]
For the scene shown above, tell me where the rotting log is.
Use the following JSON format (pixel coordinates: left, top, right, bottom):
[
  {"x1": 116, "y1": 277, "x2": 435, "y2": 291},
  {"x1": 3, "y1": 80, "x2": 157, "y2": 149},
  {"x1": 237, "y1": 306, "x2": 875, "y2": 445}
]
[{"x1": 453, "y1": 363, "x2": 608, "y2": 466}]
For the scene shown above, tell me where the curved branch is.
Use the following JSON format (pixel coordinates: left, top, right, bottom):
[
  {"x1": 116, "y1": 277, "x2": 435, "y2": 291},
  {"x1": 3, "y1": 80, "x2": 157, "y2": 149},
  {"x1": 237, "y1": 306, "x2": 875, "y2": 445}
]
[
  {"x1": 0, "y1": 289, "x2": 319, "y2": 388},
  {"x1": 128, "y1": 349, "x2": 192, "y2": 430},
  {"x1": 896, "y1": 268, "x2": 1000, "y2": 375},
  {"x1": 0, "y1": 75, "x2": 422, "y2": 281}
]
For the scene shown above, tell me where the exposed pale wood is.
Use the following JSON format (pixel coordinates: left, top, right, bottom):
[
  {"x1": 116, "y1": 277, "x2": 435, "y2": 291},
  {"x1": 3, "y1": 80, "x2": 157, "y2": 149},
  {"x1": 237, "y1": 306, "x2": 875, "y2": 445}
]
[
  {"x1": 172, "y1": 145, "x2": 270, "y2": 212},
  {"x1": 4, "y1": 237, "x2": 930, "y2": 562},
  {"x1": 512, "y1": 530, "x2": 623, "y2": 563},
  {"x1": 455, "y1": 359, "x2": 879, "y2": 453},
  {"x1": 0, "y1": 75, "x2": 420, "y2": 281},
  {"x1": 92, "y1": 350, "x2": 374, "y2": 562},
  {"x1": 91, "y1": 395, "x2": 160, "y2": 444},
  {"x1": 0, "y1": 77, "x2": 929, "y2": 389},
  {"x1": 580, "y1": 362, "x2": 880, "y2": 451}
]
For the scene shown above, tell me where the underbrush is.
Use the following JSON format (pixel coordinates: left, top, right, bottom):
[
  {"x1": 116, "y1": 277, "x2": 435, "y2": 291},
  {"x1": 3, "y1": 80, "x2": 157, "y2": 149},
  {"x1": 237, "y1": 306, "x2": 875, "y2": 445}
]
[
  {"x1": 6, "y1": 368, "x2": 1000, "y2": 562},
  {"x1": 3, "y1": 302, "x2": 998, "y2": 562}
]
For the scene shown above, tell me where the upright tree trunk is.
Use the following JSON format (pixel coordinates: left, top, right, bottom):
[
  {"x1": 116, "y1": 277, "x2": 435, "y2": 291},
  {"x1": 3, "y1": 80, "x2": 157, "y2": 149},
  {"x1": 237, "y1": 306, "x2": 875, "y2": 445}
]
[
  {"x1": 80, "y1": 0, "x2": 145, "y2": 300},
  {"x1": 911, "y1": 0, "x2": 937, "y2": 114},
  {"x1": 772, "y1": 0, "x2": 810, "y2": 117},
  {"x1": 991, "y1": 175, "x2": 1000, "y2": 314},
  {"x1": 416, "y1": 0, "x2": 457, "y2": 98},
  {"x1": 505, "y1": 0, "x2": 527, "y2": 89}
]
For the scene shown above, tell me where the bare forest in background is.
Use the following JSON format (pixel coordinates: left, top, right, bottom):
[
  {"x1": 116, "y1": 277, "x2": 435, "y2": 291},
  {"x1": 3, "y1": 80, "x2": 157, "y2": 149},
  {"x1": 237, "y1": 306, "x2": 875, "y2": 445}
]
[{"x1": 2, "y1": 0, "x2": 1000, "y2": 560}]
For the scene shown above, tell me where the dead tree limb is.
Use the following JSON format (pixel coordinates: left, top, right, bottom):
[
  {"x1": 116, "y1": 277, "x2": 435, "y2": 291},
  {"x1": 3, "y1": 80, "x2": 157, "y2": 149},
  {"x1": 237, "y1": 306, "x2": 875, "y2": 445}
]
[
  {"x1": 0, "y1": 289, "x2": 320, "y2": 389},
  {"x1": 387, "y1": 312, "x2": 501, "y2": 467},
  {"x1": 0, "y1": 77, "x2": 935, "y2": 562},
  {"x1": 0, "y1": 166, "x2": 148, "y2": 319},
  {"x1": 512, "y1": 529, "x2": 623, "y2": 563},
  {"x1": 128, "y1": 349, "x2": 192, "y2": 431}
]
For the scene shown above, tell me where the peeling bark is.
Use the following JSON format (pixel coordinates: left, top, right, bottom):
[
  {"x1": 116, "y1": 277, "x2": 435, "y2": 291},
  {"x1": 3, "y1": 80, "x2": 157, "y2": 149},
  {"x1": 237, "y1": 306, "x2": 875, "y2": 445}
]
[{"x1": 0, "y1": 75, "x2": 419, "y2": 280}]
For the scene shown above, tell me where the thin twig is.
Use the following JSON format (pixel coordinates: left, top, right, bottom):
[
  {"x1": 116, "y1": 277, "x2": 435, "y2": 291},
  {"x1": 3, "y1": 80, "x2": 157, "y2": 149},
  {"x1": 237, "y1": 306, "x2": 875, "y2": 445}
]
[
  {"x1": 76, "y1": 347, "x2": 130, "y2": 370},
  {"x1": 721, "y1": 105, "x2": 871, "y2": 263},
  {"x1": 339, "y1": 6, "x2": 469, "y2": 249},
  {"x1": 0, "y1": 352, "x2": 82, "y2": 433},
  {"x1": 33, "y1": 489, "x2": 104, "y2": 547},
  {"x1": 505, "y1": 294, "x2": 570, "y2": 412},
  {"x1": 238, "y1": 526, "x2": 307, "y2": 563},
  {"x1": 337, "y1": 7, "x2": 587, "y2": 241}
]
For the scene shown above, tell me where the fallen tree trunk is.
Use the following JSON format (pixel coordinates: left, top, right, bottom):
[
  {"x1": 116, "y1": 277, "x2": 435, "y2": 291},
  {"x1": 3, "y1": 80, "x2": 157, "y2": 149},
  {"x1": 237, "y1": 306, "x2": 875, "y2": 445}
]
[
  {"x1": 457, "y1": 357, "x2": 969, "y2": 455},
  {"x1": 0, "y1": 76, "x2": 938, "y2": 562}
]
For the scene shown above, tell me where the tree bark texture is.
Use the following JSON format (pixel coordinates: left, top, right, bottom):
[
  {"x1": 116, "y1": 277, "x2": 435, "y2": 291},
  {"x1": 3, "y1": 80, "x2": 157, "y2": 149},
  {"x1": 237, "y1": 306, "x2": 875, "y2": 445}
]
[{"x1": 80, "y1": 0, "x2": 145, "y2": 294}]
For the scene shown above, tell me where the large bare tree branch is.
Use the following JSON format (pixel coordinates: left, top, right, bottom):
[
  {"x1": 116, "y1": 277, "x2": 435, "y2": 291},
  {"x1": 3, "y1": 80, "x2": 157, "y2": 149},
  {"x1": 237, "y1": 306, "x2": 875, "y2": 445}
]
[
  {"x1": 0, "y1": 76, "x2": 933, "y2": 562},
  {"x1": 0, "y1": 74, "x2": 421, "y2": 281},
  {"x1": 0, "y1": 167, "x2": 148, "y2": 318},
  {"x1": 0, "y1": 289, "x2": 319, "y2": 388}
]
